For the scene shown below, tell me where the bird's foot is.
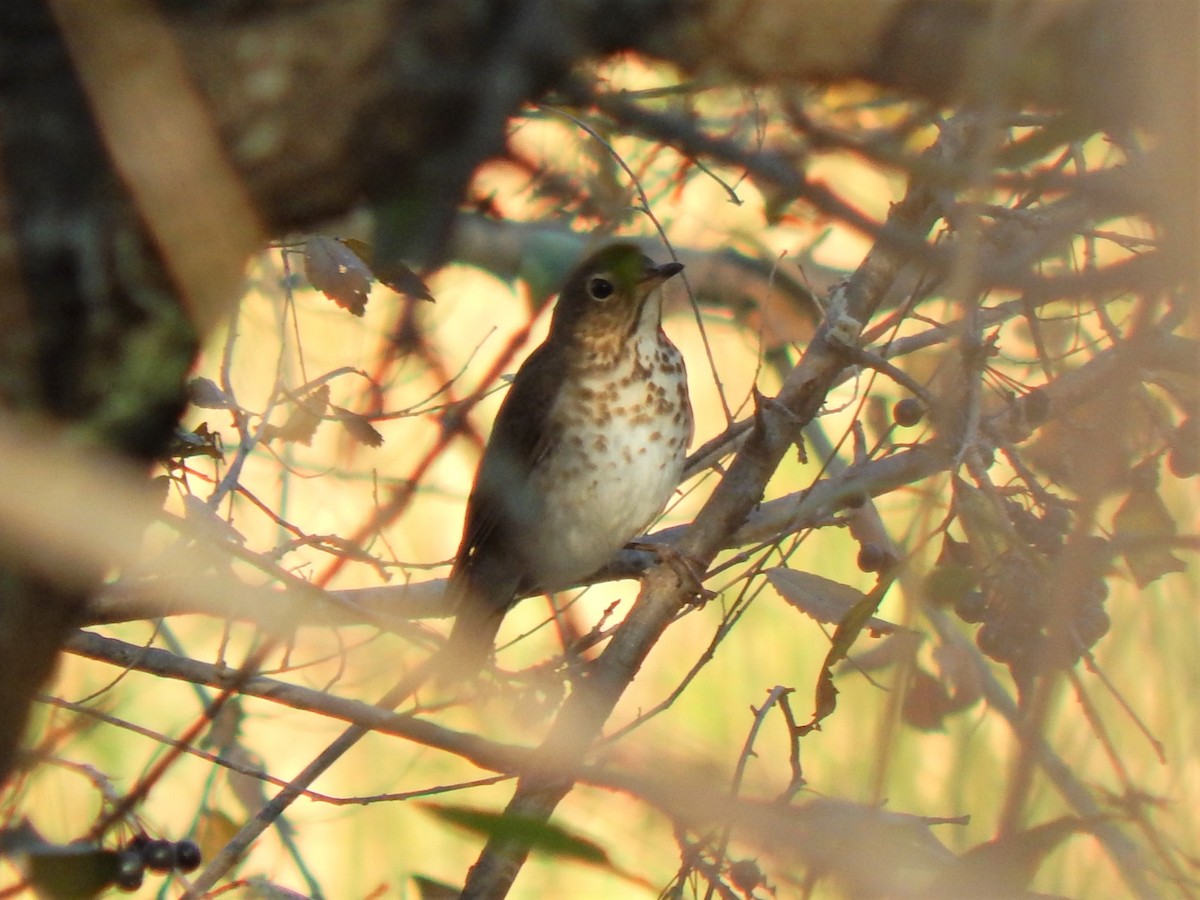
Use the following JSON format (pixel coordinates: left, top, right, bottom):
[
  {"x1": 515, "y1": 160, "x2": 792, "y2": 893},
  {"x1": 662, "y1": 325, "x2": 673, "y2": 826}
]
[{"x1": 626, "y1": 541, "x2": 714, "y2": 606}]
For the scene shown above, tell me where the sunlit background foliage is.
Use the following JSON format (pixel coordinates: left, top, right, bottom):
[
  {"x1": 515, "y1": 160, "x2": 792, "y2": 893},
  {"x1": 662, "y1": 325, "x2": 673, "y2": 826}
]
[{"x1": 9, "y1": 50, "x2": 1197, "y2": 900}]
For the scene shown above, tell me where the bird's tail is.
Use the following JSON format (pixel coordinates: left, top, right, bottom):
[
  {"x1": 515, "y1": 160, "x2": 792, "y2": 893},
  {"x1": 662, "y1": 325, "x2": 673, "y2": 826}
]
[
  {"x1": 437, "y1": 605, "x2": 503, "y2": 683},
  {"x1": 436, "y1": 566, "x2": 518, "y2": 684}
]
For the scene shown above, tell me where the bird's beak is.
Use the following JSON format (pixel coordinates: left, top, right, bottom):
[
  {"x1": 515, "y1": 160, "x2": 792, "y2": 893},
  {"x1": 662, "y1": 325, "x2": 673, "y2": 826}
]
[{"x1": 639, "y1": 260, "x2": 684, "y2": 289}]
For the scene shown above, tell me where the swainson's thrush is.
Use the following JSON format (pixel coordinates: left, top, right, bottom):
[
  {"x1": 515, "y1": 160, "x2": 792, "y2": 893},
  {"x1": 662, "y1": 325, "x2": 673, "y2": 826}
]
[{"x1": 444, "y1": 243, "x2": 692, "y2": 676}]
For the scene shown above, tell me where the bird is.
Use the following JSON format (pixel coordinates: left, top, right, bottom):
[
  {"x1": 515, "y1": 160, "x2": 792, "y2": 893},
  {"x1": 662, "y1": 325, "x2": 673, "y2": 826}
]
[{"x1": 442, "y1": 242, "x2": 692, "y2": 678}]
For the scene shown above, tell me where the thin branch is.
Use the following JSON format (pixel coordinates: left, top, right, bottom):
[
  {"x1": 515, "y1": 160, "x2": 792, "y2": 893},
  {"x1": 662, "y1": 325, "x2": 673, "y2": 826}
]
[{"x1": 458, "y1": 111, "x2": 964, "y2": 900}]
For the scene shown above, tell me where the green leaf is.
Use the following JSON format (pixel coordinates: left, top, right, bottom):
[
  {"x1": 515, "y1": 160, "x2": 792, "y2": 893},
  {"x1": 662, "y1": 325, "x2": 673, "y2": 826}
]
[
  {"x1": 922, "y1": 562, "x2": 978, "y2": 608},
  {"x1": 419, "y1": 803, "x2": 610, "y2": 867},
  {"x1": 952, "y1": 476, "x2": 1021, "y2": 571},
  {"x1": 801, "y1": 573, "x2": 897, "y2": 734}
]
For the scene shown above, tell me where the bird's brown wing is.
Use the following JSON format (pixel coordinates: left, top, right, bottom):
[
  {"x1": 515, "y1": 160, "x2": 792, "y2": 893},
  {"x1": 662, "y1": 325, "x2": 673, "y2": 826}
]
[{"x1": 442, "y1": 342, "x2": 563, "y2": 675}]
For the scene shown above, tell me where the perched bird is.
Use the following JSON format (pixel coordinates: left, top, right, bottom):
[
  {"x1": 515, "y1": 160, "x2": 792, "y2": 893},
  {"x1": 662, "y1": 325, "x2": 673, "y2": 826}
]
[{"x1": 443, "y1": 242, "x2": 692, "y2": 677}]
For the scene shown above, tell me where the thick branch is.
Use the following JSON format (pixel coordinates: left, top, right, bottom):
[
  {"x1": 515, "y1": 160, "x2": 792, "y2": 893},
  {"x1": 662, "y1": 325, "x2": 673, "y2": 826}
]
[{"x1": 459, "y1": 116, "x2": 963, "y2": 900}]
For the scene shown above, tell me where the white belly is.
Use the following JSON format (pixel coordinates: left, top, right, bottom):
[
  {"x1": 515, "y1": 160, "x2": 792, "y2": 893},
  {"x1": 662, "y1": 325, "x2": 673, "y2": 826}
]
[{"x1": 523, "y1": 339, "x2": 691, "y2": 591}]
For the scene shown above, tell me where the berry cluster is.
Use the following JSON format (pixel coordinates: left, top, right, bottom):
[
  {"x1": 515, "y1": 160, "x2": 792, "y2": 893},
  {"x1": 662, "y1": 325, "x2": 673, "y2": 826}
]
[
  {"x1": 1003, "y1": 498, "x2": 1071, "y2": 557},
  {"x1": 940, "y1": 505, "x2": 1112, "y2": 685},
  {"x1": 965, "y1": 552, "x2": 1108, "y2": 683},
  {"x1": 113, "y1": 835, "x2": 202, "y2": 892}
]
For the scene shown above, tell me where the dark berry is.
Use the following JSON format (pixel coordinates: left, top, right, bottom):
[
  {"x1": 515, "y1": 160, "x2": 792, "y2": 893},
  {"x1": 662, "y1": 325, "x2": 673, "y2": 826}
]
[
  {"x1": 1080, "y1": 578, "x2": 1109, "y2": 606},
  {"x1": 1011, "y1": 505, "x2": 1060, "y2": 555},
  {"x1": 976, "y1": 623, "x2": 1011, "y2": 662},
  {"x1": 954, "y1": 589, "x2": 987, "y2": 624},
  {"x1": 892, "y1": 397, "x2": 924, "y2": 427},
  {"x1": 1004, "y1": 501, "x2": 1061, "y2": 554},
  {"x1": 1041, "y1": 504, "x2": 1071, "y2": 535},
  {"x1": 1168, "y1": 421, "x2": 1200, "y2": 478},
  {"x1": 985, "y1": 552, "x2": 1045, "y2": 620},
  {"x1": 903, "y1": 667, "x2": 951, "y2": 731},
  {"x1": 114, "y1": 850, "x2": 145, "y2": 892},
  {"x1": 729, "y1": 858, "x2": 765, "y2": 893},
  {"x1": 1075, "y1": 536, "x2": 1113, "y2": 583},
  {"x1": 142, "y1": 838, "x2": 176, "y2": 873},
  {"x1": 1168, "y1": 444, "x2": 1198, "y2": 479},
  {"x1": 174, "y1": 839, "x2": 202, "y2": 873},
  {"x1": 1005, "y1": 499, "x2": 1040, "y2": 539},
  {"x1": 1030, "y1": 524, "x2": 1064, "y2": 557},
  {"x1": 1036, "y1": 632, "x2": 1080, "y2": 673},
  {"x1": 1075, "y1": 604, "x2": 1111, "y2": 649},
  {"x1": 1003, "y1": 630, "x2": 1037, "y2": 668},
  {"x1": 857, "y1": 542, "x2": 892, "y2": 573}
]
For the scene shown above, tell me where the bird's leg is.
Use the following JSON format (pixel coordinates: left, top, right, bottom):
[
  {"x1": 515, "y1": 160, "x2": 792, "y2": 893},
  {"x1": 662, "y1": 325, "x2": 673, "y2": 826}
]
[{"x1": 625, "y1": 541, "x2": 715, "y2": 606}]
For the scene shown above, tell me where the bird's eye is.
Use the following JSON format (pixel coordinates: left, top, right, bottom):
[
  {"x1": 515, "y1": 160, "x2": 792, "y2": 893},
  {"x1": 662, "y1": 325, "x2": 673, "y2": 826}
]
[{"x1": 587, "y1": 276, "x2": 615, "y2": 301}]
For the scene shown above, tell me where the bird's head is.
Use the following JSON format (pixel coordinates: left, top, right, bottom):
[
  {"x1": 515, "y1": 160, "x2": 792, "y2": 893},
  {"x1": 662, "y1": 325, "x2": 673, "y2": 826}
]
[{"x1": 549, "y1": 243, "x2": 684, "y2": 360}]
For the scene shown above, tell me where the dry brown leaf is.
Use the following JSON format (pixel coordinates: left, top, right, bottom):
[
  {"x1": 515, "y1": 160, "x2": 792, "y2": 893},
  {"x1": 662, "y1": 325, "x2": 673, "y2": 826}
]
[
  {"x1": 1112, "y1": 471, "x2": 1186, "y2": 588},
  {"x1": 304, "y1": 235, "x2": 372, "y2": 316},
  {"x1": 841, "y1": 629, "x2": 923, "y2": 674},
  {"x1": 332, "y1": 405, "x2": 384, "y2": 447},
  {"x1": 1025, "y1": 383, "x2": 1159, "y2": 496},
  {"x1": 932, "y1": 641, "x2": 984, "y2": 714},
  {"x1": 164, "y1": 422, "x2": 223, "y2": 461},
  {"x1": 187, "y1": 376, "x2": 234, "y2": 410},
  {"x1": 264, "y1": 384, "x2": 330, "y2": 446},
  {"x1": 341, "y1": 237, "x2": 435, "y2": 302},
  {"x1": 766, "y1": 568, "x2": 899, "y2": 636}
]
